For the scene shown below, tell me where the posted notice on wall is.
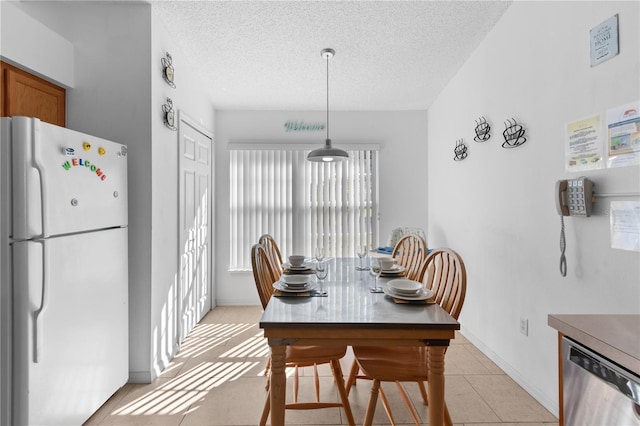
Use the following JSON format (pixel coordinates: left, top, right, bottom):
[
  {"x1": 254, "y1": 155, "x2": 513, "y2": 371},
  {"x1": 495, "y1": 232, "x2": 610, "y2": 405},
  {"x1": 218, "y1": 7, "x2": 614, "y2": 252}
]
[
  {"x1": 565, "y1": 114, "x2": 604, "y2": 172},
  {"x1": 607, "y1": 101, "x2": 640, "y2": 168},
  {"x1": 565, "y1": 101, "x2": 640, "y2": 171},
  {"x1": 610, "y1": 201, "x2": 640, "y2": 252}
]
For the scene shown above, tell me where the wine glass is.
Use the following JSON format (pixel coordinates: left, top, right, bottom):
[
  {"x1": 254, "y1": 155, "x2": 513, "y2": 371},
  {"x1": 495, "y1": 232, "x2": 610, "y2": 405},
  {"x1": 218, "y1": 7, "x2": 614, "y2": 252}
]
[
  {"x1": 315, "y1": 262, "x2": 328, "y2": 296},
  {"x1": 315, "y1": 246, "x2": 325, "y2": 263},
  {"x1": 370, "y1": 258, "x2": 384, "y2": 293},
  {"x1": 356, "y1": 245, "x2": 369, "y2": 271}
]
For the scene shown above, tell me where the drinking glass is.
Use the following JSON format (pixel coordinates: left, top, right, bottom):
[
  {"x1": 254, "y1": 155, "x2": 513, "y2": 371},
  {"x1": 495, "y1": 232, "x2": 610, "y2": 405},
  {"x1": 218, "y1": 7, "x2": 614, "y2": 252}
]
[
  {"x1": 356, "y1": 245, "x2": 369, "y2": 271},
  {"x1": 315, "y1": 262, "x2": 328, "y2": 296},
  {"x1": 370, "y1": 258, "x2": 384, "y2": 293}
]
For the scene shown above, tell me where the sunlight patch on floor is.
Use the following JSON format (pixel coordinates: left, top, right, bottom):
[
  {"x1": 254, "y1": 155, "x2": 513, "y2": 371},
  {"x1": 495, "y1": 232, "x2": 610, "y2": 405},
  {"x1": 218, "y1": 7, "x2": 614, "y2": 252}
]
[
  {"x1": 177, "y1": 323, "x2": 255, "y2": 358},
  {"x1": 219, "y1": 332, "x2": 270, "y2": 358},
  {"x1": 112, "y1": 361, "x2": 260, "y2": 416}
]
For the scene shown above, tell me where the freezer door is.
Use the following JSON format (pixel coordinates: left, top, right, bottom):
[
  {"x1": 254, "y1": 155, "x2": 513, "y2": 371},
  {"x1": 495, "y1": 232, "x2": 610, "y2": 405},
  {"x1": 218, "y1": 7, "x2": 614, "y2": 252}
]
[
  {"x1": 11, "y1": 117, "x2": 128, "y2": 239},
  {"x1": 12, "y1": 228, "x2": 128, "y2": 426}
]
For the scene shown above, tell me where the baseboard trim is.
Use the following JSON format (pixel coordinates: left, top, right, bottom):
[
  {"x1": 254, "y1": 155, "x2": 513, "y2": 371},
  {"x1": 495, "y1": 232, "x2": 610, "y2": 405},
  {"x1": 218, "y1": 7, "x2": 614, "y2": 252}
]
[
  {"x1": 460, "y1": 325, "x2": 559, "y2": 418},
  {"x1": 128, "y1": 370, "x2": 156, "y2": 384}
]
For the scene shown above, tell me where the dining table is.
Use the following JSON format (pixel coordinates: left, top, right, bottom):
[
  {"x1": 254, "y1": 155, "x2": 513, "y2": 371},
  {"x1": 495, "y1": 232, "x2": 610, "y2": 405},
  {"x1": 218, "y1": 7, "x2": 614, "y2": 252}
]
[{"x1": 259, "y1": 257, "x2": 460, "y2": 426}]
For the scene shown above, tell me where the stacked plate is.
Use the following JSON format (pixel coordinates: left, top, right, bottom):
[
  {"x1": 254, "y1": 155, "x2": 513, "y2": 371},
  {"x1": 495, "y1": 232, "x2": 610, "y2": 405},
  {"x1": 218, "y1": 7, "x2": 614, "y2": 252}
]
[
  {"x1": 383, "y1": 278, "x2": 433, "y2": 301},
  {"x1": 371, "y1": 264, "x2": 406, "y2": 278},
  {"x1": 282, "y1": 261, "x2": 314, "y2": 274},
  {"x1": 274, "y1": 271, "x2": 315, "y2": 292}
]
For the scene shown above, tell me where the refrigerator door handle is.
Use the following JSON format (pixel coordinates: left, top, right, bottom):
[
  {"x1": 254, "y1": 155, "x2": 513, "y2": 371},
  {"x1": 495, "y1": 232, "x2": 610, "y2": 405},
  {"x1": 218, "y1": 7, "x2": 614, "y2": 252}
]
[
  {"x1": 32, "y1": 120, "x2": 50, "y2": 238},
  {"x1": 33, "y1": 239, "x2": 49, "y2": 363}
]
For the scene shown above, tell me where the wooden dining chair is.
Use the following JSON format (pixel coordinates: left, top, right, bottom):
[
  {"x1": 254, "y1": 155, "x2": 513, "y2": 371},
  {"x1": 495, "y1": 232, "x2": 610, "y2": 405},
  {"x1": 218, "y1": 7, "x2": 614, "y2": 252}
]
[
  {"x1": 252, "y1": 243, "x2": 279, "y2": 309},
  {"x1": 345, "y1": 233, "x2": 429, "y2": 394},
  {"x1": 392, "y1": 233, "x2": 428, "y2": 281},
  {"x1": 347, "y1": 248, "x2": 467, "y2": 426},
  {"x1": 251, "y1": 243, "x2": 355, "y2": 426},
  {"x1": 258, "y1": 234, "x2": 284, "y2": 281},
  {"x1": 345, "y1": 233, "x2": 430, "y2": 403},
  {"x1": 386, "y1": 227, "x2": 426, "y2": 250}
]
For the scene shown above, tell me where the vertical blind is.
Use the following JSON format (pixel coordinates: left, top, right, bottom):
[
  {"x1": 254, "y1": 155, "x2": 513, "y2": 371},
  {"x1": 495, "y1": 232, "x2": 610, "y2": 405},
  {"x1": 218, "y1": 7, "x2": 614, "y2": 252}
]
[{"x1": 229, "y1": 146, "x2": 378, "y2": 270}]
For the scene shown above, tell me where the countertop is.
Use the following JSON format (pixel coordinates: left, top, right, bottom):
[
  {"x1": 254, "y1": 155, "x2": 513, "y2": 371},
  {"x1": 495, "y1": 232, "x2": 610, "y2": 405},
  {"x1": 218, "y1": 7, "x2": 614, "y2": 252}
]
[{"x1": 548, "y1": 314, "x2": 640, "y2": 375}]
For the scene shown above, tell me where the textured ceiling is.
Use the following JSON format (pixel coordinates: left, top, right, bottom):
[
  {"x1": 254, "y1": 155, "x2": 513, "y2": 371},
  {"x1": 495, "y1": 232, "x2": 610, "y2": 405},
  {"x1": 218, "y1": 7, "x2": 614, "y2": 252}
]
[{"x1": 151, "y1": 1, "x2": 512, "y2": 111}]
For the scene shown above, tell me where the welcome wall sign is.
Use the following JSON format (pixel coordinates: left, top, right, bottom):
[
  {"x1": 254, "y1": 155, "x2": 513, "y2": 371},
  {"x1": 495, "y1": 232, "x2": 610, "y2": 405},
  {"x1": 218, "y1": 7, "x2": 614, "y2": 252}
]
[{"x1": 284, "y1": 120, "x2": 325, "y2": 132}]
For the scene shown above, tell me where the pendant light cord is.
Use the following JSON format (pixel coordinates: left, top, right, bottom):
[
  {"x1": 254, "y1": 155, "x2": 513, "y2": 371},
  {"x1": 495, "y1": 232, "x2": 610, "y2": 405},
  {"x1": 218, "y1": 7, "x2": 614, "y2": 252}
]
[
  {"x1": 326, "y1": 52, "x2": 330, "y2": 142},
  {"x1": 307, "y1": 48, "x2": 347, "y2": 162}
]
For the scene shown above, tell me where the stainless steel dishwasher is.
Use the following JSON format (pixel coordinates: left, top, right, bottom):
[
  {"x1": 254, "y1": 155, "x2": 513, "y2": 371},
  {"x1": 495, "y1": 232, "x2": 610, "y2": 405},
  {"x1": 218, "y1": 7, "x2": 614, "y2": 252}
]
[{"x1": 562, "y1": 336, "x2": 640, "y2": 425}]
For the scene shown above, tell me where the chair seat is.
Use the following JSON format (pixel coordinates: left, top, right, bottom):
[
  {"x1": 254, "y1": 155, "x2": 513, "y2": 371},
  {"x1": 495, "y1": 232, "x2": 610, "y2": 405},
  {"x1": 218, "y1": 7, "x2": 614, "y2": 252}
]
[
  {"x1": 287, "y1": 345, "x2": 347, "y2": 364},
  {"x1": 353, "y1": 346, "x2": 428, "y2": 382}
]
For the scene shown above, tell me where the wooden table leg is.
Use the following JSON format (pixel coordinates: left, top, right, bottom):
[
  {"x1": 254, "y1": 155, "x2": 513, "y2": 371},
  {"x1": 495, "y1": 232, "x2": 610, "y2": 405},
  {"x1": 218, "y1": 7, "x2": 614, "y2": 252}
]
[
  {"x1": 269, "y1": 341, "x2": 287, "y2": 426},
  {"x1": 428, "y1": 345, "x2": 446, "y2": 426}
]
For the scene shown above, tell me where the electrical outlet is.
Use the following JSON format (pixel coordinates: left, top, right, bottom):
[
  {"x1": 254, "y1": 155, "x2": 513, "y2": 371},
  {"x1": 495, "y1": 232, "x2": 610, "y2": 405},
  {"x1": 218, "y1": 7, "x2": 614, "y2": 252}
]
[{"x1": 519, "y1": 317, "x2": 529, "y2": 336}]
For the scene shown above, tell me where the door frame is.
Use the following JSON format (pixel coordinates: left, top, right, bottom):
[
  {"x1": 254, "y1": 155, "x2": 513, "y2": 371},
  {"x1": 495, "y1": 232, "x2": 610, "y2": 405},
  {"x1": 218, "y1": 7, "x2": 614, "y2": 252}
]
[{"x1": 176, "y1": 110, "x2": 214, "y2": 348}]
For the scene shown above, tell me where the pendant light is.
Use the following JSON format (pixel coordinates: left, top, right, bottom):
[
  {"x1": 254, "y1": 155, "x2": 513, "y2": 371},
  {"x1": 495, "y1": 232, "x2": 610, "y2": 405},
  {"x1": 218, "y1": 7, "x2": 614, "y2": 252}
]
[{"x1": 307, "y1": 48, "x2": 349, "y2": 162}]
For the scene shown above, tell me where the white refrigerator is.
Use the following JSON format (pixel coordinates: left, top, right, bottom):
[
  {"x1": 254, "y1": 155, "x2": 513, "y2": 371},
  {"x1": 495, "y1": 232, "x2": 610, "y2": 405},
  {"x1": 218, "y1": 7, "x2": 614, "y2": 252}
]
[{"x1": 0, "y1": 116, "x2": 129, "y2": 425}]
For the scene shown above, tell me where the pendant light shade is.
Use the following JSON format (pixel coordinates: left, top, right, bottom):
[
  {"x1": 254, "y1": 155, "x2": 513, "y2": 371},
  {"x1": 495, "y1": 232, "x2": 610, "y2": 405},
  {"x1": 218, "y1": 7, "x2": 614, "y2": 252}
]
[
  {"x1": 308, "y1": 138, "x2": 349, "y2": 162},
  {"x1": 307, "y1": 48, "x2": 348, "y2": 162}
]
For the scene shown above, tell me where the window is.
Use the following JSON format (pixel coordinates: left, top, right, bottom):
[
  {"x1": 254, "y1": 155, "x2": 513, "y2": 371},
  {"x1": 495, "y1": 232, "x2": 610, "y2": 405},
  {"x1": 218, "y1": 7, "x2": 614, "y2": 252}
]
[{"x1": 229, "y1": 144, "x2": 379, "y2": 270}]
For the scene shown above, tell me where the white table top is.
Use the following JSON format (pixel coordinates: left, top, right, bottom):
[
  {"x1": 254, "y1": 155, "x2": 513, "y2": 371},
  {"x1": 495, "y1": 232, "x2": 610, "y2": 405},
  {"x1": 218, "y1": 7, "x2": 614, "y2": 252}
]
[{"x1": 260, "y1": 258, "x2": 459, "y2": 333}]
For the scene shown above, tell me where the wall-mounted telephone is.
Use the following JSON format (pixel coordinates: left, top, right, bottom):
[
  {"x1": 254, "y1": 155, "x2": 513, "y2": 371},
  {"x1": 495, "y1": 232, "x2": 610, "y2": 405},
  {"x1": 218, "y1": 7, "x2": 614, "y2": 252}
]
[
  {"x1": 555, "y1": 177, "x2": 594, "y2": 277},
  {"x1": 556, "y1": 177, "x2": 594, "y2": 217}
]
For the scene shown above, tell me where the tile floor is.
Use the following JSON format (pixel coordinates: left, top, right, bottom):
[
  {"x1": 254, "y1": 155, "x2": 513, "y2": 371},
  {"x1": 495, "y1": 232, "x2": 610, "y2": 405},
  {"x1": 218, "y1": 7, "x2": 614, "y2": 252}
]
[{"x1": 85, "y1": 306, "x2": 558, "y2": 425}]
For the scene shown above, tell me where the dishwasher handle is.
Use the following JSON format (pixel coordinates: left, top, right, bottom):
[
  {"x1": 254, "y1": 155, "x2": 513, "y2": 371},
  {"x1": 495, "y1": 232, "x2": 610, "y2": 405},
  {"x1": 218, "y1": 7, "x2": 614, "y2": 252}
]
[{"x1": 569, "y1": 344, "x2": 640, "y2": 405}]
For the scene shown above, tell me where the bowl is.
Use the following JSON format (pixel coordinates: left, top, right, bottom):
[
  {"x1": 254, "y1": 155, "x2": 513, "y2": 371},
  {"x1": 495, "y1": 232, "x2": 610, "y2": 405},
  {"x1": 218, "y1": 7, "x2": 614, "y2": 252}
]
[
  {"x1": 387, "y1": 279, "x2": 423, "y2": 294},
  {"x1": 378, "y1": 258, "x2": 396, "y2": 270},
  {"x1": 288, "y1": 255, "x2": 306, "y2": 267},
  {"x1": 281, "y1": 274, "x2": 310, "y2": 285}
]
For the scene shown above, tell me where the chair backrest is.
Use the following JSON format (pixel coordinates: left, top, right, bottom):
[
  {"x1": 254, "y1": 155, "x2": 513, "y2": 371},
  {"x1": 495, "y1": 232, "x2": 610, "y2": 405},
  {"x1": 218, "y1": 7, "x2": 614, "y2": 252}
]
[
  {"x1": 392, "y1": 233, "x2": 428, "y2": 281},
  {"x1": 386, "y1": 227, "x2": 426, "y2": 248},
  {"x1": 251, "y1": 243, "x2": 278, "y2": 309},
  {"x1": 258, "y1": 234, "x2": 283, "y2": 280},
  {"x1": 416, "y1": 248, "x2": 467, "y2": 319}
]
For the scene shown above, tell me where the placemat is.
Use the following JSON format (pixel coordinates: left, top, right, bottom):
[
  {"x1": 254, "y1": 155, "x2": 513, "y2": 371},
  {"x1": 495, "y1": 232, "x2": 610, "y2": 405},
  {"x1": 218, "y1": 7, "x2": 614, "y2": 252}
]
[
  {"x1": 376, "y1": 246, "x2": 394, "y2": 254},
  {"x1": 390, "y1": 296, "x2": 436, "y2": 305},
  {"x1": 274, "y1": 289, "x2": 327, "y2": 297}
]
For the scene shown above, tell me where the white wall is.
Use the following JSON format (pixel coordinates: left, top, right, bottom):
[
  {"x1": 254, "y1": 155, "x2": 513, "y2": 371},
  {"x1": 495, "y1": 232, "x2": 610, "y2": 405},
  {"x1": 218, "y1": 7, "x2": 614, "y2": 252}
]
[
  {"x1": 7, "y1": 2, "x2": 216, "y2": 383},
  {"x1": 214, "y1": 110, "x2": 428, "y2": 305},
  {"x1": 0, "y1": 2, "x2": 74, "y2": 88},
  {"x1": 427, "y1": 1, "x2": 640, "y2": 415},
  {"x1": 149, "y1": 7, "x2": 216, "y2": 380}
]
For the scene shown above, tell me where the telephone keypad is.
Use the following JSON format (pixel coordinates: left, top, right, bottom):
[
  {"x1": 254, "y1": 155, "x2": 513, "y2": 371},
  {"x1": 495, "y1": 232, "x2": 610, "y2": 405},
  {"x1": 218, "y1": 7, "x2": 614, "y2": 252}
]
[{"x1": 568, "y1": 179, "x2": 587, "y2": 216}]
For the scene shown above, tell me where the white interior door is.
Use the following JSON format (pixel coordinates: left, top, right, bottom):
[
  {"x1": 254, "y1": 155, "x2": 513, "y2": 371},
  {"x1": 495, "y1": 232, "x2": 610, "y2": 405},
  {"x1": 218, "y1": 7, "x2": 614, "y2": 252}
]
[{"x1": 178, "y1": 112, "x2": 213, "y2": 345}]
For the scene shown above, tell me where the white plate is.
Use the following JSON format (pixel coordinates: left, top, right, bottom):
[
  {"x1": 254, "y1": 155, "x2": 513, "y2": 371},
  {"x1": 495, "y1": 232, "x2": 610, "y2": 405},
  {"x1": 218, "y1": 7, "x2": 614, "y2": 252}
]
[
  {"x1": 371, "y1": 265, "x2": 406, "y2": 275},
  {"x1": 282, "y1": 263, "x2": 312, "y2": 271},
  {"x1": 281, "y1": 274, "x2": 311, "y2": 285},
  {"x1": 383, "y1": 286, "x2": 434, "y2": 301},
  {"x1": 273, "y1": 281, "x2": 315, "y2": 293},
  {"x1": 387, "y1": 278, "x2": 423, "y2": 294},
  {"x1": 281, "y1": 282, "x2": 310, "y2": 289}
]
